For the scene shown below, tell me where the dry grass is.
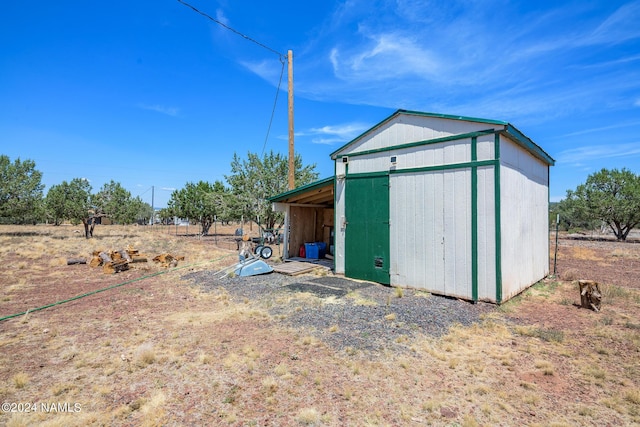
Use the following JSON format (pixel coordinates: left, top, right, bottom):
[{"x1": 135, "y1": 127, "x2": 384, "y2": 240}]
[
  {"x1": 134, "y1": 343, "x2": 156, "y2": 367},
  {"x1": 568, "y1": 246, "x2": 601, "y2": 261},
  {"x1": 261, "y1": 376, "x2": 278, "y2": 395},
  {"x1": 1, "y1": 226, "x2": 639, "y2": 425},
  {"x1": 560, "y1": 268, "x2": 581, "y2": 281},
  {"x1": 11, "y1": 373, "x2": 29, "y2": 389},
  {"x1": 515, "y1": 325, "x2": 565, "y2": 342},
  {"x1": 296, "y1": 407, "x2": 320, "y2": 425},
  {"x1": 345, "y1": 290, "x2": 378, "y2": 306},
  {"x1": 601, "y1": 283, "x2": 640, "y2": 304},
  {"x1": 610, "y1": 248, "x2": 640, "y2": 259}
]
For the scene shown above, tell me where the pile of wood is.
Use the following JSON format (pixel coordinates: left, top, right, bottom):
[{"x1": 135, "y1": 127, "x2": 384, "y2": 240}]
[
  {"x1": 152, "y1": 253, "x2": 185, "y2": 268},
  {"x1": 67, "y1": 247, "x2": 186, "y2": 274},
  {"x1": 89, "y1": 247, "x2": 148, "y2": 274}
]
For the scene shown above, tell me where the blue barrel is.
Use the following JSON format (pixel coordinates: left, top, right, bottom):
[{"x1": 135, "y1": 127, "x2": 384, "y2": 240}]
[{"x1": 304, "y1": 243, "x2": 319, "y2": 259}]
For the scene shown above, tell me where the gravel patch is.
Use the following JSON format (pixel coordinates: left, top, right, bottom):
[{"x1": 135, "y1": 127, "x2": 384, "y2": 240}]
[{"x1": 182, "y1": 270, "x2": 494, "y2": 354}]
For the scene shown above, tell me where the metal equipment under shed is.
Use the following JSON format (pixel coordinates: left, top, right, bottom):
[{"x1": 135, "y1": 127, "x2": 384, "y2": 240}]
[{"x1": 270, "y1": 177, "x2": 335, "y2": 264}]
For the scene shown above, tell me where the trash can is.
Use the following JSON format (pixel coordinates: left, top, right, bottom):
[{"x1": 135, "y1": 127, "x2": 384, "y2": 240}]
[
  {"x1": 316, "y1": 242, "x2": 327, "y2": 258},
  {"x1": 304, "y1": 243, "x2": 319, "y2": 259}
]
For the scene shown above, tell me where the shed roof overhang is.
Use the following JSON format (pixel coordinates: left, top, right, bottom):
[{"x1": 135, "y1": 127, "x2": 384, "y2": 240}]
[
  {"x1": 330, "y1": 109, "x2": 555, "y2": 166},
  {"x1": 500, "y1": 124, "x2": 555, "y2": 166},
  {"x1": 268, "y1": 177, "x2": 334, "y2": 206}
]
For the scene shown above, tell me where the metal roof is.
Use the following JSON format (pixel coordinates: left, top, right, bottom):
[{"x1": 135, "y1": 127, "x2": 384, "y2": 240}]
[
  {"x1": 268, "y1": 176, "x2": 334, "y2": 206},
  {"x1": 330, "y1": 109, "x2": 555, "y2": 166}
]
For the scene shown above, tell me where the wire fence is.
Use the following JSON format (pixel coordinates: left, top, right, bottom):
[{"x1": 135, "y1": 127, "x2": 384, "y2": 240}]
[{"x1": 144, "y1": 221, "x2": 284, "y2": 254}]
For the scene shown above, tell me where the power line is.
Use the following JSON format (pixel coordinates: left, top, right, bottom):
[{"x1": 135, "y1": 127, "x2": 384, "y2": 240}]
[
  {"x1": 137, "y1": 186, "x2": 153, "y2": 197},
  {"x1": 177, "y1": 0, "x2": 285, "y2": 60},
  {"x1": 262, "y1": 57, "x2": 286, "y2": 156},
  {"x1": 177, "y1": 0, "x2": 289, "y2": 157}
]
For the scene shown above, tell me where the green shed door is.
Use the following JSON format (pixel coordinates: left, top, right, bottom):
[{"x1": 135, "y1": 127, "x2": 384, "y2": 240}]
[{"x1": 345, "y1": 175, "x2": 390, "y2": 284}]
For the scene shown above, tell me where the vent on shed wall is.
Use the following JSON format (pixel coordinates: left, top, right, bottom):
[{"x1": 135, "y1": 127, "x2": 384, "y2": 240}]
[{"x1": 374, "y1": 257, "x2": 384, "y2": 269}]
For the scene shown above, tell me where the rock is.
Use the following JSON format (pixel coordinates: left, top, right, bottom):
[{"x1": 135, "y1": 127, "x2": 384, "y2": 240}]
[{"x1": 440, "y1": 406, "x2": 457, "y2": 418}]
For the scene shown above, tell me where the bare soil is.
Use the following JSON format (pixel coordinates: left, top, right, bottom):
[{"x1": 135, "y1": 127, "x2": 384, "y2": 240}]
[{"x1": 0, "y1": 225, "x2": 639, "y2": 426}]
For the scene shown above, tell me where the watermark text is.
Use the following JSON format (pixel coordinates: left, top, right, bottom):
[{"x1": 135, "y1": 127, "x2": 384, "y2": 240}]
[{"x1": 2, "y1": 402, "x2": 82, "y2": 413}]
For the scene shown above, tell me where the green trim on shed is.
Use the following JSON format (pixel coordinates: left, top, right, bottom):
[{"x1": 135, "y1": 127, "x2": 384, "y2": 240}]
[
  {"x1": 395, "y1": 109, "x2": 509, "y2": 126},
  {"x1": 333, "y1": 129, "x2": 497, "y2": 160},
  {"x1": 494, "y1": 133, "x2": 503, "y2": 303},
  {"x1": 500, "y1": 125, "x2": 555, "y2": 166},
  {"x1": 390, "y1": 159, "x2": 496, "y2": 175},
  {"x1": 345, "y1": 160, "x2": 497, "y2": 180},
  {"x1": 471, "y1": 136, "x2": 478, "y2": 302}
]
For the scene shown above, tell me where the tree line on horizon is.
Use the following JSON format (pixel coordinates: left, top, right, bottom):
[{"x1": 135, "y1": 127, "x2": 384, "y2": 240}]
[
  {"x1": 3, "y1": 153, "x2": 639, "y2": 241},
  {"x1": 0, "y1": 152, "x2": 318, "y2": 238}
]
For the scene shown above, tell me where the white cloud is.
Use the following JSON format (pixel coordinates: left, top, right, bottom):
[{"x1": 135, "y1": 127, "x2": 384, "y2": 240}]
[
  {"x1": 310, "y1": 137, "x2": 346, "y2": 145},
  {"x1": 239, "y1": 58, "x2": 284, "y2": 84},
  {"x1": 571, "y1": 53, "x2": 640, "y2": 70},
  {"x1": 296, "y1": 122, "x2": 370, "y2": 145},
  {"x1": 215, "y1": 9, "x2": 230, "y2": 26},
  {"x1": 330, "y1": 31, "x2": 442, "y2": 82},
  {"x1": 587, "y1": 1, "x2": 640, "y2": 45},
  {"x1": 519, "y1": 3, "x2": 640, "y2": 53},
  {"x1": 309, "y1": 123, "x2": 368, "y2": 138},
  {"x1": 138, "y1": 104, "x2": 179, "y2": 117},
  {"x1": 558, "y1": 120, "x2": 640, "y2": 138},
  {"x1": 555, "y1": 143, "x2": 640, "y2": 164},
  {"x1": 233, "y1": 0, "x2": 640, "y2": 130}
]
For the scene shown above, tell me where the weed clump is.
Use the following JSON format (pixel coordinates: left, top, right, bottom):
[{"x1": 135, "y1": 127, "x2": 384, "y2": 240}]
[
  {"x1": 560, "y1": 268, "x2": 580, "y2": 281},
  {"x1": 134, "y1": 343, "x2": 156, "y2": 367},
  {"x1": 515, "y1": 326, "x2": 564, "y2": 343},
  {"x1": 12, "y1": 372, "x2": 29, "y2": 389},
  {"x1": 262, "y1": 377, "x2": 278, "y2": 395},
  {"x1": 296, "y1": 407, "x2": 320, "y2": 425}
]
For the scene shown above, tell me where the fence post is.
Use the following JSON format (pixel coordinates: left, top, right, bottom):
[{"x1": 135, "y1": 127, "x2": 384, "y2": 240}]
[{"x1": 553, "y1": 213, "x2": 559, "y2": 277}]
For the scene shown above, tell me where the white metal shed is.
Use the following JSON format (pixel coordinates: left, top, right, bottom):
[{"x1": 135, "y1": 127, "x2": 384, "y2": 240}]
[{"x1": 272, "y1": 109, "x2": 554, "y2": 303}]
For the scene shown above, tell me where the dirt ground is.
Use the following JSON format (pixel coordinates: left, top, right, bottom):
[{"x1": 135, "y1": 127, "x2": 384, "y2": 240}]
[{"x1": 0, "y1": 225, "x2": 639, "y2": 426}]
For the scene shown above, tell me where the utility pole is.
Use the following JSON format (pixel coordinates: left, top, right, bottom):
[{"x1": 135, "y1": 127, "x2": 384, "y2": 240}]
[
  {"x1": 177, "y1": 2, "x2": 295, "y2": 189},
  {"x1": 288, "y1": 49, "x2": 295, "y2": 190},
  {"x1": 151, "y1": 186, "x2": 155, "y2": 226}
]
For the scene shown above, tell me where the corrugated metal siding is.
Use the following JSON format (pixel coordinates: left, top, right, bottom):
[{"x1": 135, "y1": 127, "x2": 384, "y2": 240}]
[
  {"x1": 338, "y1": 116, "x2": 496, "y2": 157},
  {"x1": 477, "y1": 166, "x2": 497, "y2": 301},
  {"x1": 445, "y1": 169, "x2": 472, "y2": 297},
  {"x1": 344, "y1": 138, "x2": 472, "y2": 175},
  {"x1": 390, "y1": 172, "x2": 443, "y2": 291},
  {"x1": 390, "y1": 170, "x2": 472, "y2": 299},
  {"x1": 499, "y1": 137, "x2": 550, "y2": 300},
  {"x1": 476, "y1": 134, "x2": 495, "y2": 162}
]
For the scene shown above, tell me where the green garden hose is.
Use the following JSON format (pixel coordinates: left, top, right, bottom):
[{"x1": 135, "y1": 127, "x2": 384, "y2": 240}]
[{"x1": 0, "y1": 254, "x2": 235, "y2": 323}]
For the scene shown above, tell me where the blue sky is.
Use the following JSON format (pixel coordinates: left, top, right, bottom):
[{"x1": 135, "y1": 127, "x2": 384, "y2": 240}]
[{"x1": 2, "y1": 0, "x2": 639, "y2": 208}]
